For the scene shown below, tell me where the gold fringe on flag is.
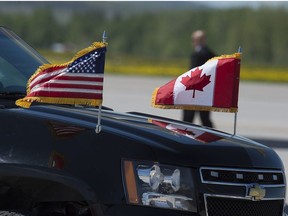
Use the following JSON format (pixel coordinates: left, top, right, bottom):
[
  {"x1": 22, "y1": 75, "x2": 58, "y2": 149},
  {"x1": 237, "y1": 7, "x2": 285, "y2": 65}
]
[
  {"x1": 208, "y1": 52, "x2": 241, "y2": 62},
  {"x1": 16, "y1": 97, "x2": 102, "y2": 109},
  {"x1": 16, "y1": 42, "x2": 107, "y2": 108}
]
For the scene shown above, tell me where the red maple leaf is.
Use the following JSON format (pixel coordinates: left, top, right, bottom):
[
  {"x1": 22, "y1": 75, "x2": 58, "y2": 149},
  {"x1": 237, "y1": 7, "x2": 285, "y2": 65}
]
[{"x1": 180, "y1": 68, "x2": 211, "y2": 98}]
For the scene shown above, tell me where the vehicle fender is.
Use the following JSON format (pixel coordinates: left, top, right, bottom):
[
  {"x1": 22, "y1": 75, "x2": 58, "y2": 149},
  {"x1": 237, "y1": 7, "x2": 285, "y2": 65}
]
[{"x1": 0, "y1": 163, "x2": 103, "y2": 215}]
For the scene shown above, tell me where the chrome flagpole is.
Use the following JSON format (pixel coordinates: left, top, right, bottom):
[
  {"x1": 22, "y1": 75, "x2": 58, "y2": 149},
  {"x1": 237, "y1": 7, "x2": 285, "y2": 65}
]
[
  {"x1": 233, "y1": 112, "x2": 238, "y2": 136},
  {"x1": 95, "y1": 31, "x2": 107, "y2": 134},
  {"x1": 233, "y1": 46, "x2": 242, "y2": 136}
]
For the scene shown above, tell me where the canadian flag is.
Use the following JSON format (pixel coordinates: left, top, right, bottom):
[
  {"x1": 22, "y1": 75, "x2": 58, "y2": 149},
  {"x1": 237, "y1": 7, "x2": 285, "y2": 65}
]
[{"x1": 151, "y1": 53, "x2": 241, "y2": 112}]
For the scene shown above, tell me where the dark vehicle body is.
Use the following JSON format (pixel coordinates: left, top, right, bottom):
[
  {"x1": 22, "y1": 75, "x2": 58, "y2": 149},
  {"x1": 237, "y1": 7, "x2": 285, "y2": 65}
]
[{"x1": 0, "y1": 27, "x2": 286, "y2": 216}]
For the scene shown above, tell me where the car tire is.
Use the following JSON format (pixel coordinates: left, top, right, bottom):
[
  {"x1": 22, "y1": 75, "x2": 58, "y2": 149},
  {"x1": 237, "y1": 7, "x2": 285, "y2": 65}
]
[{"x1": 0, "y1": 211, "x2": 30, "y2": 216}]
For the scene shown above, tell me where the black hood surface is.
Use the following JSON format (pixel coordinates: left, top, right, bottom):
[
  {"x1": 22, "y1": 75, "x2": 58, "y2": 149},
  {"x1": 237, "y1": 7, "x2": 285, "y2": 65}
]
[{"x1": 9, "y1": 105, "x2": 284, "y2": 170}]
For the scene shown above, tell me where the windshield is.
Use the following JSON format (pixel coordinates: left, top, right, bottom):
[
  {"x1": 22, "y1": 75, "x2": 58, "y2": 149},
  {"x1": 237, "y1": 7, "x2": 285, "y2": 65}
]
[{"x1": 0, "y1": 26, "x2": 48, "y2": 95}]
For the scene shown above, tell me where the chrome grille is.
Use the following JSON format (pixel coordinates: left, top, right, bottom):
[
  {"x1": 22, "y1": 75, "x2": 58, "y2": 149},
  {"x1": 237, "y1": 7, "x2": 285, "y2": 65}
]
[
  {"x1": 206, "y1": 196, "x2": 283, "y2": 216},
  {"x1": 200, "y1": 167, "x2": 284, "y2": 185}
]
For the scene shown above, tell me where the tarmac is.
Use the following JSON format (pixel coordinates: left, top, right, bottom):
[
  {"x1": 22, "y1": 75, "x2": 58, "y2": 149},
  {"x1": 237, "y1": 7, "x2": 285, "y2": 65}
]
[
  {"x1": 103, "y1": 74, "x2": 288, "y2": 200},
  {"x1": 103, "y1": 74, "x2": 288, "y2": 141}
]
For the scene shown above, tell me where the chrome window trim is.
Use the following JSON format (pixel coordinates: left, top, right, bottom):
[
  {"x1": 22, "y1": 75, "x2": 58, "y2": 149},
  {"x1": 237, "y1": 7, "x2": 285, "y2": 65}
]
[
  {"x1": 200, "y1": 166, "x2": 285, "y2": 187},
  {"x1": 204, "y1": 193, "x2": 285, "y2": 216}
]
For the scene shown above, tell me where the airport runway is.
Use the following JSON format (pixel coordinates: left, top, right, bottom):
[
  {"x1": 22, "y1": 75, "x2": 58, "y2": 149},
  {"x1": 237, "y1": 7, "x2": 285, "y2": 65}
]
[
  {"x1": 103, "y1": 74, "x2": 288, "y2": 141},
  {"x1": 103, "y1": 74, "x2": 288, "y2": 196}
]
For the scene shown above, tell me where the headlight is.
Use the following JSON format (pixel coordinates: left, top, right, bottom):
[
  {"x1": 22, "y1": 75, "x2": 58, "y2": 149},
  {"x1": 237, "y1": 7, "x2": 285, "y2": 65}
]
[{"x1": 122, "y1": 160, "x2": 196, "y2": 212}]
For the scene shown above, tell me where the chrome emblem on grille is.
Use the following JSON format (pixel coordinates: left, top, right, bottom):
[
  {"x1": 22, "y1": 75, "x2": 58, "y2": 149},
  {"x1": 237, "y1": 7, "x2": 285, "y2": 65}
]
[{"x1": 248, "y1": 184, "x2": 266, "y2": 201}]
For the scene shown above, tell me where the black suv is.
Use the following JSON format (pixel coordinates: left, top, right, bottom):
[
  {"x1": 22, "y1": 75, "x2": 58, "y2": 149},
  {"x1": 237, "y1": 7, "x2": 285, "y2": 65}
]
[{"x1": 0, "y1": 27, "x2": 286, "y2": 216}]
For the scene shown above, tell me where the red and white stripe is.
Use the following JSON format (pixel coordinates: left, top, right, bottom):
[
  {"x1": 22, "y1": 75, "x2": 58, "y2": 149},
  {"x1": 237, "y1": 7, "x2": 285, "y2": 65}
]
[{"x1": 28, "y1": 66, "x2": 103, "y2": 99}]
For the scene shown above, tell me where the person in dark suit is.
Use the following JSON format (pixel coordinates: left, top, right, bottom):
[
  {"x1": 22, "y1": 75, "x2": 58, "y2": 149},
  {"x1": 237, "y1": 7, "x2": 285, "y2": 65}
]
[{"x1": 183, "y1": 30, "x2": 215, "y2": 128}]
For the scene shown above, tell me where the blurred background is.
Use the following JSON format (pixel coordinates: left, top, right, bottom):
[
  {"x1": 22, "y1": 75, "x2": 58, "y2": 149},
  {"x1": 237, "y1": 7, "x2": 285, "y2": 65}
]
[
  {"x1": 0, "y1": 1, "x2": 287, "y2": 139},
  {"x1": 1, "y1": 1, "x2": 288, "y2": 82},
  {"x1": 1, "y1": 0, "x2": 288, "y2": 202}
]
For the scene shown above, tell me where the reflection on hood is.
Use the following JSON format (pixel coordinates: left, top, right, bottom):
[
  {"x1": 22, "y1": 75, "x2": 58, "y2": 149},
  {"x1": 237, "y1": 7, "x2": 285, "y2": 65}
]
[
  {"x1": 151, "y1": 119, "x2": 222, "y2": 143},
  {"x1": 48, "y1": 121, "x2": 86, "y2": 137}
]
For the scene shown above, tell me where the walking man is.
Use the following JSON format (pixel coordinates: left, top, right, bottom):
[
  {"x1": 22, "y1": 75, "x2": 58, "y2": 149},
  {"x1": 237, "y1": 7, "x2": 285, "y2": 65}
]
[{"x1": 182, "y1": 30, "x2": 215, "y2": 128}]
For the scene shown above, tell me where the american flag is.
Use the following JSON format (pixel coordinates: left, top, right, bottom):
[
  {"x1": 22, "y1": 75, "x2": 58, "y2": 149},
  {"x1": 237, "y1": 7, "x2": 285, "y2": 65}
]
[{"x1": 16, "y1": 42, "x2": 107, "y2": 108}]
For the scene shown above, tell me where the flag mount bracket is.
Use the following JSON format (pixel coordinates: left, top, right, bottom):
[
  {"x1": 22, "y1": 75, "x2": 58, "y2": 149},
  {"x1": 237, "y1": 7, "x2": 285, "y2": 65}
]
[{"x1": 95, "y1": 105, "x2": 102, "y2": 134}]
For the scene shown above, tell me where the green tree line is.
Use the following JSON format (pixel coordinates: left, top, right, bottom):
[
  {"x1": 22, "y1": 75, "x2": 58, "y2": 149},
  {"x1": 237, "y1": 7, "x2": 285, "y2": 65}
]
[{"x1": 1, "y1": 7, "x2": 288, "y2": 66}]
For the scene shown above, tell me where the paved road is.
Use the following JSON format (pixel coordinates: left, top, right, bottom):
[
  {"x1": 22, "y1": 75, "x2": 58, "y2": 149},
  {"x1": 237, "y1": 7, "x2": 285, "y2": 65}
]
[
  {"x1": 103, "y1": 74, "x2": 288, "y2": 199},
  {"x1": 103, "y1": 74, "x2": 288, "y2": 141}
]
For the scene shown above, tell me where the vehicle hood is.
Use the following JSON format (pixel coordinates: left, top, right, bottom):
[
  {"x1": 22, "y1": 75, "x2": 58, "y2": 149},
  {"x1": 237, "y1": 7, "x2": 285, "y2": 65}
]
[{"x1": 11, "y1": 105, "x2": 284, "y2": 170}]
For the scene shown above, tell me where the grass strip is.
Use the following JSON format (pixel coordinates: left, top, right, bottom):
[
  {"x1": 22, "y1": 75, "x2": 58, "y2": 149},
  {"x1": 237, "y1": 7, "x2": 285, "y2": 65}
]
[{"x1": 41, "y1": 50, "x2": 288, "y2": 83}]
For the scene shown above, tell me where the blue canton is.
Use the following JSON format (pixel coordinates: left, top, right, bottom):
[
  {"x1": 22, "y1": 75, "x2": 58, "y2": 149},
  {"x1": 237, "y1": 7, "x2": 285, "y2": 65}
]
[{"x1": 68, "y1": 51, "x2": 99, "y2": 73}]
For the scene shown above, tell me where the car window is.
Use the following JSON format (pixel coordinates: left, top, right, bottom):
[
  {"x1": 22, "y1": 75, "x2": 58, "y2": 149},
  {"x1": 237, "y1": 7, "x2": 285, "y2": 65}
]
[
  {"x1": 0, "y1": 27, "x2": 48, "y2": 94},
  {"x1": 0, "y1": 57, "x2": 27, "y2": 92}
]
